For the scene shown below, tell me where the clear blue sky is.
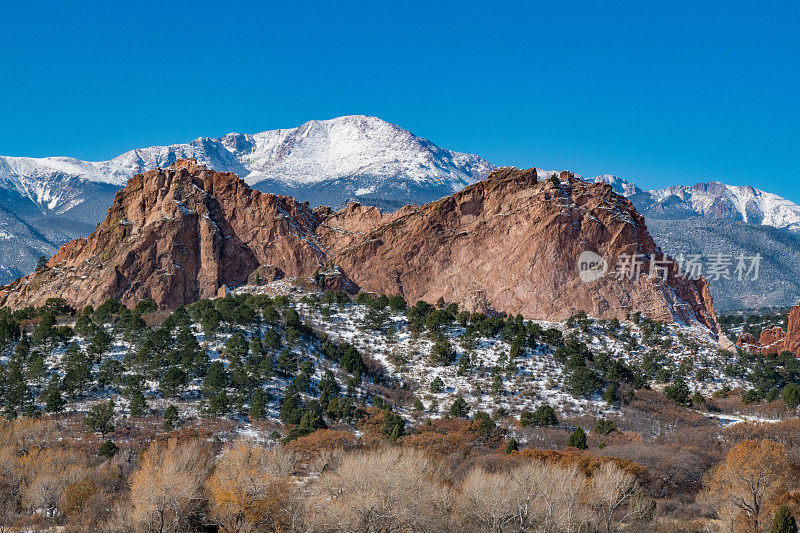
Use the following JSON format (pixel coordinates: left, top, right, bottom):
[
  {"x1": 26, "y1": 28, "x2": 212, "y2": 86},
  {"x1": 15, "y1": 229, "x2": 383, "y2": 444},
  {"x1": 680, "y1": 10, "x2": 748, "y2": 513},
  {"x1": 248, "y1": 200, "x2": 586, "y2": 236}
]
[{"x1": 1, "y1": 1, "x2": 798, "y2": 199}]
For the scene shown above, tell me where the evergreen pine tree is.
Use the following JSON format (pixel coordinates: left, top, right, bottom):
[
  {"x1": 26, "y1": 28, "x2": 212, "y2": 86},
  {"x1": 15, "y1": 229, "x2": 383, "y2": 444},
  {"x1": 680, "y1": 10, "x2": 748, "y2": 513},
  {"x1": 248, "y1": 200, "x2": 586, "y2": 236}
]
[
  {"x1": 473, "y1": 411, "x2": 496, "y2": 436},
  {"x1": 568, "y1": 427, "x2": 588, "y2": 450},
  {"x1": 592, "y1": 418, "x2": 617, "y2": 435},
  {"x1": 457, "y1": 352, "x2": 471, "y2": 376},
  {"x1": 203, "y1": 361, "x2": 228, "y2": 394},
  {"x1": 381, "y1": 409, "x2": 405, "y2": 442},
  {"x1": 85, "y1": 399, "x2": 115, "y2": 436},
  {"x1": 44, "y1": 376, "x2": 65, "y2": 413},
  {"x1": 205, "y1": 392, "x2": 229, "y2": 418},
  {"x1": 505, "y1": 438, "x2": 519, "y2": 454},
  {"x1": 772, "y1": 506, "x2": 799, "y2": 533},
  {"x1": 782, "y1": 383, "x2": 800, "y2": 409},
  {"x1": 533, "y1": 405, "x2": 559, "y2": 427},
  {"x1": 160, "y1": 366, "x2": 187, "y2": 397},
  {"x1": 62, "y1": 343, "x2": 92, "y2": 399},
  {"x1": 491, "y1": 372, "x2": 503, "y2": 396},
  {"x1": 26, "y1": 352, "x2": 46, "y2": 386},
  {"x1": 692, "y1": 390, "x2": 706, "y2": 407},
  {"x1": 449, "y1": 396, "x2": 470, "y2": 418},
  {"x1": 664, "y1": 377, "x2": 691, "y2": 405},
  {"x1": 129, "y1": 390, "x2": 146, "y2": 418},
  {"x1": 248, "y1": 337, "x2": 264, "y2": 366},
  {"x1": 163, "y1": 404, "x2": 179, "y2": 430},
  {"x1": 602, "y1": 383, "x2": 619, "y2": 405},
  {"x1": 429, "y1": 398, "x2": 439, "y2": 414},
  {"x1": 14, "y1": 335, "x2": 30, "y2": 361},
  {"x1": 98, "y1": 439, "x2": 119, "y2": 458},
  {"x1": 249, "y1": 389, "x2": 267, "y2": 420},
  {"x1": 5, "y1": 363, "x2": 30, "y2": 417}
]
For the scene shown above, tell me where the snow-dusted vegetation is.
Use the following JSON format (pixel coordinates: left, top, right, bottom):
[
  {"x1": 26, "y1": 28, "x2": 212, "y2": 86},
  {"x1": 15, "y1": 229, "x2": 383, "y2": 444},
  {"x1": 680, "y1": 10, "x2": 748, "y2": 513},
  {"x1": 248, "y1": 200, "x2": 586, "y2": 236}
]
[
  {"x1": 3, "y1": 280, "x2": 800, "y2": 531},
  {"x1": 0, "y1": 278, "x2": 792, "y2": 432}
]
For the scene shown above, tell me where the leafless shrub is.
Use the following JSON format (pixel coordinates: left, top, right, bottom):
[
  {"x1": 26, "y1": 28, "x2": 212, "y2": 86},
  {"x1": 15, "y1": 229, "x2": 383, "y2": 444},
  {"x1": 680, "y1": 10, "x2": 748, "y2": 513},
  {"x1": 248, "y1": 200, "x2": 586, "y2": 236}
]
[
  {"x1": 206, "y1": 439, "x2": 300, "y2": 532},
  {"x1": 128, "y1": 437, "x2": 213, "y2": 532},
  {"x1": 306, "y1": 447, "x2": 451, "y2": 532}
]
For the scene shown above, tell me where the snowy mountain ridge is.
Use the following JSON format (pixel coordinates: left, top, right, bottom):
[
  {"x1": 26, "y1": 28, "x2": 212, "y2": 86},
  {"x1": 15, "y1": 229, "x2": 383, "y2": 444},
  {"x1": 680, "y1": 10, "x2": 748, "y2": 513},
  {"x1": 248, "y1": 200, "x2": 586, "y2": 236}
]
[
  {"x1": 0, "y1": 115, "x2": 495, "y2": 213},
  {"x1": 589, "y1": 175, "x2": 800, "y2": 232},
  {"x1": 1, "y1": 117, "x2": 799, "y2": 310}
]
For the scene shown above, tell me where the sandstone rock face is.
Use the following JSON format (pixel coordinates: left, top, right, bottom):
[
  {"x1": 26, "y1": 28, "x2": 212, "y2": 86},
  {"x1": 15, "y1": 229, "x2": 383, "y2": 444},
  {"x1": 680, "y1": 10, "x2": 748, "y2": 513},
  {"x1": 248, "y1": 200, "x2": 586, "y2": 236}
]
[
  {"x1": 0, "y1": 161, "x2": 718, "y2": 332},
  {"x1": 247, "y1": 265, "x2": 285, "y2": 286},
  {"x1": 0, "y1": 160, "x2": 326, "y2": 310},
  {"x1": 317, "y1": 266, "x2": 360, "y2": 294},
  {"x1": 785, "y1": 304, "x2": 800, "y2": 355},
  {"x1": 319, "y1": 168, "x2": 717, "y2": 331},
  {"x1": 737, "y1": 326, "x2": 788, "y2": 355},
  {"x1": 736, "y1": 333, "x2": 760, "y2": 350},
  {"x1": 758, "y1": 326, "x2": 786, "y2": 355}
]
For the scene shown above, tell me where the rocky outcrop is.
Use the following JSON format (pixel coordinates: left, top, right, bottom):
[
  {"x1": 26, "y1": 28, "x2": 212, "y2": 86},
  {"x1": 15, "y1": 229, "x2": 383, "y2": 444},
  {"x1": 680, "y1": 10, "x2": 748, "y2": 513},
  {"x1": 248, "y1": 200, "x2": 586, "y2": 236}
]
[
  {"x1": 736, "y1": 333, "x2": 760, "y2": 350},
  {"x1": 318, "y1": 168, "x2": 717, "y2": 331},
  {"x1": 737, "y1": 327, "x2": 787, "y2": 355},
  {"x1": 0, "y1": 161, "x2": 718, "y2": 331},
  {"x1": 317, "y1": 266, "x2": 360, "y2": 294},
  {"x1": 0, "y1": 160, "x2": 326, "y2": 310},
  {"x1": 758, "y1": 326, "x2": 786, "y2": 355},
  {"x1": 247, "y1": 265, "x2": 285, "y2": 286},
  {"x1": 784, "y1": 305, "x2": 800, "y2": 355}
]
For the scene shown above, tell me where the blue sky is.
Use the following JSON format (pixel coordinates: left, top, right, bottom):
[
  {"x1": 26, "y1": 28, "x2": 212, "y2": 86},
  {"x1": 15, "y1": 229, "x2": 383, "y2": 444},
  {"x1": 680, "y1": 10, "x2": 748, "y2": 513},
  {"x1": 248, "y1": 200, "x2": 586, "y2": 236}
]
[{"x1": 1, "y1": 1, "x2": 798, "y2": 199}]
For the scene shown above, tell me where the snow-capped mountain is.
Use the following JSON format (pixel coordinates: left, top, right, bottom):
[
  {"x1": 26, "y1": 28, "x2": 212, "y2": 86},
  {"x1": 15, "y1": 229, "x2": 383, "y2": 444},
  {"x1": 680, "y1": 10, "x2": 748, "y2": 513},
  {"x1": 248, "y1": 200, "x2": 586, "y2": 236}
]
[
  {"x1": 0, "y1": 115, "x2": 493, "y2": 285},
  {"x1": 588, "y1": 175, "x2": 800, "y2": 310},
  {"x1": 591, "y1": 174, "x2": 646, "y2": 198},
  {"x1": 2, "y1": 115, "x2": 799, "y2": 311},
  {"x1": 590, "y1": 175, "x2": 800, "y2": 232},
  {"x1": 0, "y1": 115, "x2": 494, "y2": 213}
]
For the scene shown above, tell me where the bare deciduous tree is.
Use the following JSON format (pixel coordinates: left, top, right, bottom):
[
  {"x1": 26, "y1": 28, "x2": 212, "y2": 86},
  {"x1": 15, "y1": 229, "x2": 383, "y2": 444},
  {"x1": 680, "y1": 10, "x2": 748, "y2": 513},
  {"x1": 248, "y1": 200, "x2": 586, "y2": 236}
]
[
  {"x1": 590, "y1": 462, "x2": 639, "y2": 533},
  {"x1": 457, "y1": 468, "x2": 518, "y2": 532},
  {"x1": 522, "y1": 461, "x2": 586, "y2": 533},
  {"x1": 206, "y1": 439, "x2": 299, "y2": 533},
  {"x1": 466, "y1": 461, "x2": 589, "y2": 533},
  {"x1": 705, "y1": 439, "x2": 789, "y2": 533},
  {"x1": 129, "y1": 438, "x2": 213, "y2": 533},
  {"x1": 307, "y1": 447, "x2": 450, "y2": 533},
  {"x1": 20, "y1": 448, "x2": 89, "y2": 517}
]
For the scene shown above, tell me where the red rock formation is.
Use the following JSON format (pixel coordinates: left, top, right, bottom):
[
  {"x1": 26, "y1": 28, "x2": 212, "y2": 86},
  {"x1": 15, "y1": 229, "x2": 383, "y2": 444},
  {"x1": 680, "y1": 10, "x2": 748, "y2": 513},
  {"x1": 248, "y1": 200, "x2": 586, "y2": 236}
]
[
  {"x1": 318, "y1": 168, "x2": 717, "y2": 331},
  {"x1": 0, "y1": 161, "x2": 718, "y2": 331},
  {"x1": 758, "y1": 326, "x2": 786, "y2": 355},
  {"x1": 736, "y1": 333, "x2": 760, "y2": 352},
  {"x1": 0, "y1": 160, "x2": 327, "y2": 310},
  {"x1": 785, "y1": 304, "x2": 800, "y2": 355},
  {"x1": 737, "y1": 327, "x2": 788, "y2": 355},
  {"x1": 247, "y1": 265, "x2": 285, "y2": 286}
]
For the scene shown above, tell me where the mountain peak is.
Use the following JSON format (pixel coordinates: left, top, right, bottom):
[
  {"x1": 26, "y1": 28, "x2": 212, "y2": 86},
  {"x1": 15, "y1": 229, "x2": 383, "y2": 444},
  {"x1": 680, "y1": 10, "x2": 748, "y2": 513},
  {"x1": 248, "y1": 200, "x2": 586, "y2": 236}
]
[
  {"x1": 589, "y1": 175, "x2": 800, "y2": 232},
  {"x1": 0, "y1": 115, "x2": 495, "y2": 213},
  {"x1": 0, "y1": 163, "x2": 716, "y2": 332}
]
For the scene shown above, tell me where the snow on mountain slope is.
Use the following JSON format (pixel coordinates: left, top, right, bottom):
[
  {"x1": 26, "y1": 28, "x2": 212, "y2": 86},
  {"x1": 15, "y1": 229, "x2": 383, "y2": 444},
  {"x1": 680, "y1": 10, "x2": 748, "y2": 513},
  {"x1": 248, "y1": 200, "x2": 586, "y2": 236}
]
[
  {"x1": 590, "y1": 176, "x2": 800, "y2": 232},
  {"x1": 587, "y1": 175, "x2": 800, "y2": 310},
  {"x1": 590, "y1": 175, "x2": 645, "y2": 197},
  {"x1": 0, "y1": 116, "x2": 494, "y2": 285},
  {"x1": 0, "y1": 115, "x2": 495, "y2": 213},
  {"x1": 650, "y1": 182, "x2": 800, "y2": 230}
]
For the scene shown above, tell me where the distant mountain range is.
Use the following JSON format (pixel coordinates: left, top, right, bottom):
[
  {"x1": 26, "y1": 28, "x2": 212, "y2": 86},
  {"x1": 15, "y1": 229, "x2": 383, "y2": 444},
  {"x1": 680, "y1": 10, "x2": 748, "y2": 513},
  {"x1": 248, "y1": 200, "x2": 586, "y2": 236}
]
[
  {"x1": 591, "y1": 175, "x2": 800, "y2": 231},
  {"x1": 0, "y1": 115, "x2": 797, "y2": 311},
  {"x1": 586, "y1": 176, "x2": 800, "y2": 310},
  {"x1": 0, "y1": 115, "x2": 493, "y2": 284},
  {"x1": 0, "y1": 115, "x2": 493, "y2": 211}
]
